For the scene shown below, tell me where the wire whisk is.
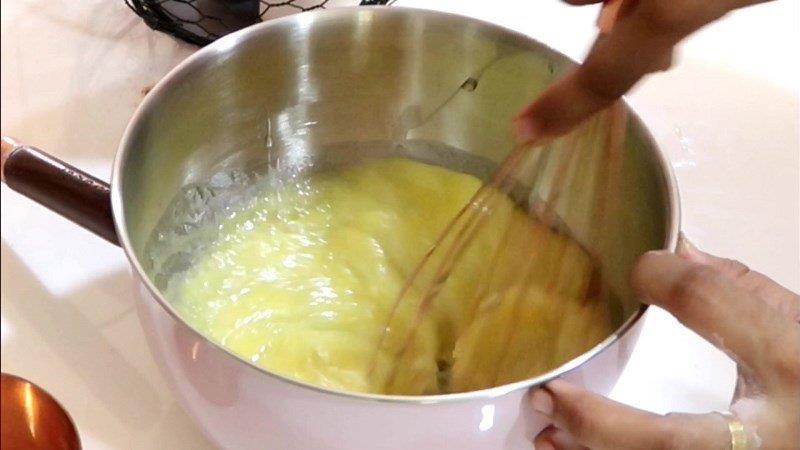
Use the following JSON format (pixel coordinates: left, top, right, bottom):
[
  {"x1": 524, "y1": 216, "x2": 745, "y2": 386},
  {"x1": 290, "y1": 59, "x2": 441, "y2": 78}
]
[{"x1": 369, "y1": 101, "x2": 628, "y2": 394}]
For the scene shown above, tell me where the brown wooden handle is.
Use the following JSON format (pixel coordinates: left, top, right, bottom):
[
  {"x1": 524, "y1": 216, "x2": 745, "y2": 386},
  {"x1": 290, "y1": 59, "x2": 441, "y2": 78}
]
[{"x1": 1, "y1": 137, "x2": 119, "y2": 245}]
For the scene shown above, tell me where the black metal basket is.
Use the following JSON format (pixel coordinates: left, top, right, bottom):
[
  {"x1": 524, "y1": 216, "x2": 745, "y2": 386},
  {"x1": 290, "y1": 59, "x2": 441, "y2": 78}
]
[{"x1": 126, "y1": 0, "x2": 392, "y2": 46}]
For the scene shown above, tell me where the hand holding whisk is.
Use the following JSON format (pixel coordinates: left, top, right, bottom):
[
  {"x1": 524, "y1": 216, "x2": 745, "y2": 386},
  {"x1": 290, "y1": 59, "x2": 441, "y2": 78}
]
[{"x1": 369, "y1": 0, "x2": 632, "y2": 394}]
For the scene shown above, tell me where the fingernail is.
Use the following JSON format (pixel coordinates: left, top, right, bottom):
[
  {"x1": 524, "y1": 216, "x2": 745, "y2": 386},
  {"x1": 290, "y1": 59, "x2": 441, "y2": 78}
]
[
  {"x1": 677, "y1": 233, "x2": 695, "y2": 254},
  {"x1": 531, "y1": 388, "x2": 554, "y2": 417},
  {"x1": 677, "y1": 234, "x2": 709, "y2": 264}
]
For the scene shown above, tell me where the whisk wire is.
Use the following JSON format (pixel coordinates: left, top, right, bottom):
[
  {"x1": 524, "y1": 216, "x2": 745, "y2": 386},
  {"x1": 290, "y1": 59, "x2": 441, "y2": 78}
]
[{"x1": 373, "y1": 102, "x2": 629, "y2": 394}]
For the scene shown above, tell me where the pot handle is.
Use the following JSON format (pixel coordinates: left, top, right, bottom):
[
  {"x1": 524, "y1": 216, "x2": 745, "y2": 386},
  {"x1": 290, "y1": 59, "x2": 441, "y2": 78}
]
[{"x1": 1, "y1": 136, "x2": 120, "y2": 246}]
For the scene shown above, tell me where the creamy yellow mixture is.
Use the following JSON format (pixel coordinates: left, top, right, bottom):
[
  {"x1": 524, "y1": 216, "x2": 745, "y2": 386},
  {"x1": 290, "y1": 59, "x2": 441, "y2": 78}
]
[{"x1": 168, "y1": 158, "x2": 613, "y2": 395}]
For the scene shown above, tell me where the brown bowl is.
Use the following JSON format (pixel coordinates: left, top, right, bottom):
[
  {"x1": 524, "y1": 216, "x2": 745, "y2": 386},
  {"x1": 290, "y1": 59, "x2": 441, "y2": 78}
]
[{"x1": 1, "y1": 373, "x2": 81, "y2": 450}]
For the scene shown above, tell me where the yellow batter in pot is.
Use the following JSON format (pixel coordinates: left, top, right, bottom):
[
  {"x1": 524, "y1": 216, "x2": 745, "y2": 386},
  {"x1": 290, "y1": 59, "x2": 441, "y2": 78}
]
[{"x1": 166, "y1": 158, "x2": 613, "y2": 395}]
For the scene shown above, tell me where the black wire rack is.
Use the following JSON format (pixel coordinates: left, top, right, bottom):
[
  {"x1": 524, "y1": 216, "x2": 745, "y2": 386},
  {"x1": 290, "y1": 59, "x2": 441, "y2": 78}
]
[{"x1": 125, "y1": 0, "x2": 393, "y2": 46}]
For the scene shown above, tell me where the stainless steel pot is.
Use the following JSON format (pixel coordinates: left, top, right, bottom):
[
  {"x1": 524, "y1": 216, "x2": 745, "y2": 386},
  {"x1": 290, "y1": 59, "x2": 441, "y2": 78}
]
[{"x1": 0, "y1": 7, "x2": 680, "y2": 449}]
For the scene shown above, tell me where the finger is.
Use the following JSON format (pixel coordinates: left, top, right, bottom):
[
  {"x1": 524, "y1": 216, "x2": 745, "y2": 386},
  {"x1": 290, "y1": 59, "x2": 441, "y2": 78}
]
[
  {"x1": 632, "y1": 251, "x2": 800, "y2": 391},
  {"x1": 516, "y1": 0, "x2": 770, "y2": 141},
  {"x1": 678, "y1": 239, "x2": 800, "y2": 323},
  {"x1": 531, "y1": 380, "x2": 730, "y2": 450},
  {"x1": 514, "y1": 70, "x2": 615, "y2": 141},
  {"x1": 515, "y1": 3, "x2": 678, "y2": 140},
  {"x1": 596, "y1": 0, "x2": 626, "y2": 34},
  {"x1": 533, "y1": 426, "x2": 586, "y2": 450}
]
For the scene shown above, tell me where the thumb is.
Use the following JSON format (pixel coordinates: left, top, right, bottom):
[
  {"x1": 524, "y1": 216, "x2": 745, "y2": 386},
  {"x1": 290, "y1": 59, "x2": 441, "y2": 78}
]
[{"x1": 531, "y1": 380, "x2": 730, "y2": 450}]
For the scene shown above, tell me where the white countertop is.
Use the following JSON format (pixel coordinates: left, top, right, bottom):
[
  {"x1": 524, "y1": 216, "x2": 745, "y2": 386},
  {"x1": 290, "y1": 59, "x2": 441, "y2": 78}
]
[{"x1": 1, "y1": 1, "x2": 798, "y2": 448}]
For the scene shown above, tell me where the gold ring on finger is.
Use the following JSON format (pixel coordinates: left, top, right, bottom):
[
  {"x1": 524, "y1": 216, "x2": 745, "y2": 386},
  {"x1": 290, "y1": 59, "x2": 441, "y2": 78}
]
[{"x1": 716, "y1": 411, "x2": 749, "y2": 450}]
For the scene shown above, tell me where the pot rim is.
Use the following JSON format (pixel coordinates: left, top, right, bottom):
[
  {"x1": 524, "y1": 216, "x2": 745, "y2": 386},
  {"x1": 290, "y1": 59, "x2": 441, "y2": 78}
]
[{"x1": 111, "y1": 5, "x2": 681, "y2": 404}]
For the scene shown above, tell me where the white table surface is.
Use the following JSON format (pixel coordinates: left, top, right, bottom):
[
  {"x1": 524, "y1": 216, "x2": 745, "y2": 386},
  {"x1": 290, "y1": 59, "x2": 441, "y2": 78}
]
[{"x1": 1, "y1": 1, "x2": 798, "y2": 448}]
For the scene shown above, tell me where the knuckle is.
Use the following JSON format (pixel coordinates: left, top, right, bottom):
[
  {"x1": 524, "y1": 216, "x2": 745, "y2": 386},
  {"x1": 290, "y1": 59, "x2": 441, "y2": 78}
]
[
  {"x1": 654, "y1": 51, "x2": 674, "y2": 73},
  {"x1": 639, "y1": 1, "x2": 680, "y2": 31},
  {"x1": 564, "y1": 407, "x2": 588, "y2": 435},
  {"x1": 554, "y1": 400, "x2": 591, "y2": 439},
  {"x1": 722, "y1": 258, "x2": 751, "y2": 279},
  {"x1": 637, "y1": 0, "x2": 701, "y2": 35},
  {"x1": 670, "y1": 266, "x2": 723, "y2": 311},
  {"x1": 774, "y1": 345, "x2": 800, "y2": 385},
  {"x1": 639, "y1": 1, "x2": 729, "y2": 36}
]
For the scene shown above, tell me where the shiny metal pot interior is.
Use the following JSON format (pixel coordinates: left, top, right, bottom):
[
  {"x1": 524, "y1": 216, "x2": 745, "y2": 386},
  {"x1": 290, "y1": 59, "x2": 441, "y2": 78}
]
[{"x1": 115, "y1": 6, "x2": 679, "y2": 400}]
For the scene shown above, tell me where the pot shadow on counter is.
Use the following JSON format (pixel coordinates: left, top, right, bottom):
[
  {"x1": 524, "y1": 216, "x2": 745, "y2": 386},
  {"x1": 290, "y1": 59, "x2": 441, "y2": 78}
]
[{"x1": 0, "y1": 242, "x2": 214, "y2": 449}]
